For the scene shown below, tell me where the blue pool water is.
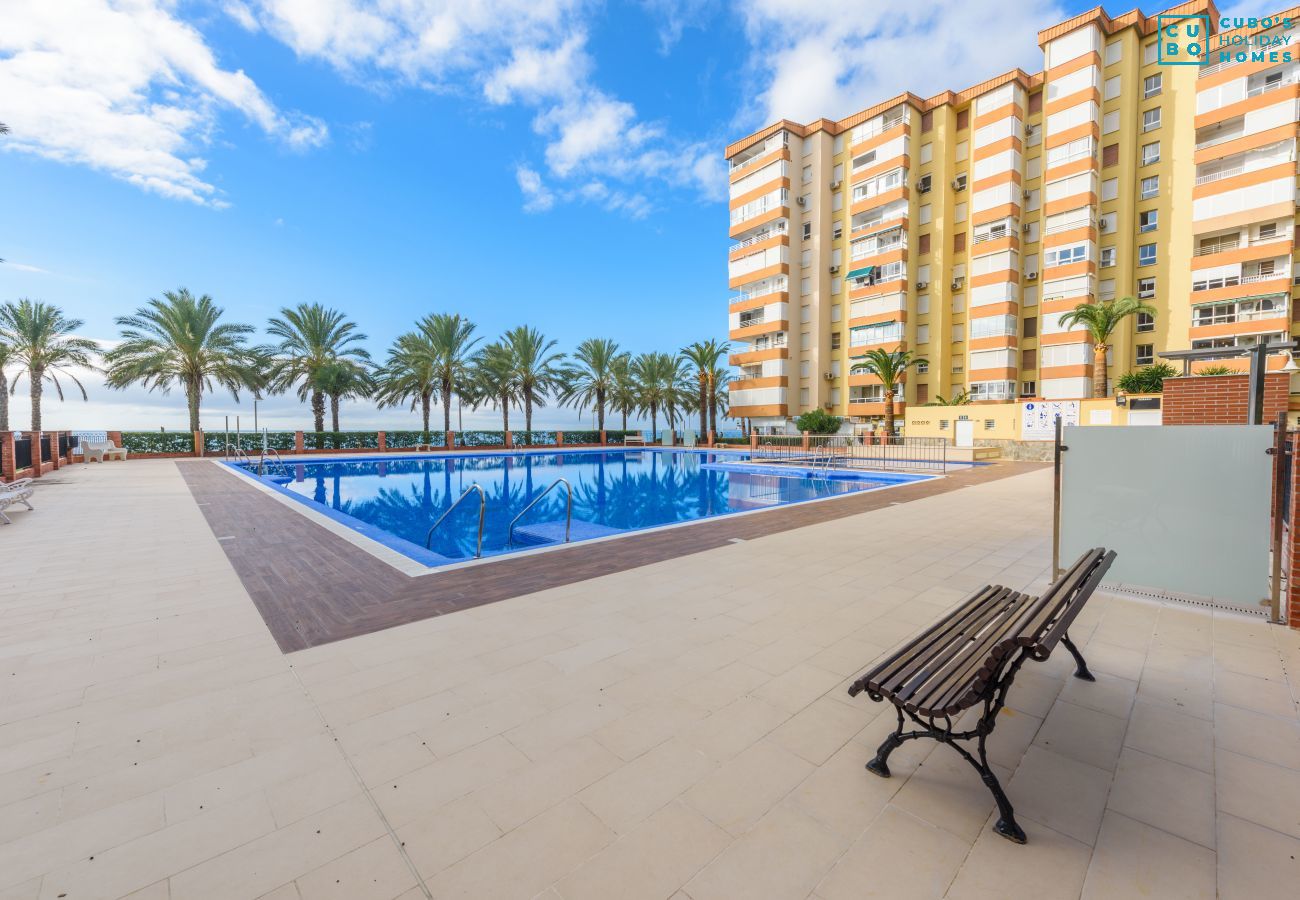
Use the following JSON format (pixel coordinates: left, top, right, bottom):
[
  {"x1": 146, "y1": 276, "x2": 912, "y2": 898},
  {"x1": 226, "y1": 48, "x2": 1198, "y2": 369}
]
[{"x1": 231, "y1": 449, "x2": 932, "y2": 566}]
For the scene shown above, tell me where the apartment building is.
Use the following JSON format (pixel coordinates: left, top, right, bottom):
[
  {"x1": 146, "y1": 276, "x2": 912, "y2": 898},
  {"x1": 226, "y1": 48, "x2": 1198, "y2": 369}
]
[{"x1": 725, "y1": 1, "x2": 1300, "y2": 431}]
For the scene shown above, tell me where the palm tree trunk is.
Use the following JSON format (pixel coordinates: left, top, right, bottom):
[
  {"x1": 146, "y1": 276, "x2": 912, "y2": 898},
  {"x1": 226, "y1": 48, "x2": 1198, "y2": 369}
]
[
  {"x1": 698, "y1": 376, "x2": 707, "y2": 437},
  {"x1": 1092, "y1": 344, "x2": 1109, "y2": 398},
  {"x1": 524, "y1": 390, "x2": 533, "y2": 433},
  {"x1": 29, "y1": 368, "x2": 42, "y2": 432},
  {"x1": 883, "y1": 394, "x2": 894, "y2": 436},
  {"x1": 330, "y1": 395, "x2": 340, "y2": 432},
  {"x1": 442, "y1": 381, "x2": 453, "y2": 434},
  {"x1": 709, "y1": 397, "x2": 718, "y2": 436},
  {"x1": 0, "y1": 370, "x2": 8, "y2": 431},
  {"x1": 186, "y1": 380, "x2": 201, "y2": 434},
  {"x1": 596, "y1": 387, "x2": 605, "y2": 432},
  {"x1": 651, "y1": 405, "x2": 658, "y2": 442},
  {"x1": 621, "y1": 407, "x2": 627, "y2": 431},
  {"x1": 421, "y1": 393, "x2": 431, "y2": 441},
  {"x1": 500, "y1": 393, "x2": 510, "y2": 432},
  {"x1": 311, "y1": 389, "x2": 325, "y2": 432}
]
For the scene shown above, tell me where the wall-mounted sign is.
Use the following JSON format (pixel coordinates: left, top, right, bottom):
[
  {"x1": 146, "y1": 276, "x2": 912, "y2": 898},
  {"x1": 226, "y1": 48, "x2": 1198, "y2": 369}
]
[{"x1": 1021, "y1": 400, "x2": 1079, "y2": 440}]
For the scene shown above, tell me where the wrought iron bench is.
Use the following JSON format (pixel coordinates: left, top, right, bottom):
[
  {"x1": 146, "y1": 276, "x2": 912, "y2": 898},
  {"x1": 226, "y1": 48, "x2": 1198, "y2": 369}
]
[{"x1": 847, "y1": 548, "x2": 1116, "y2": 844}]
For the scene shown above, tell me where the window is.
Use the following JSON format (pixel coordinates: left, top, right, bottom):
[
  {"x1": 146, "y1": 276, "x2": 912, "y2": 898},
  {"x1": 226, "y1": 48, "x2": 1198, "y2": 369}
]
[
  {"x1": 1136, "y1": 344, "x2": 1154, "y2": 365},
  {"x1": 954, "y1": 232, "x2": 966, "y2": 252},
  {"x1": 1143, "y1": 73, "x2": 1162, "y2": 98},
  {"x1": 917, "y1": 294, "x2": 930, "y2": 314},
  {"x1": 919, "y1": 204, "x2": 932, "y2": 225},
  {"x1": 918, "y1": 233, "x2": 931, "y2": 254},
  {"x1": 1101, "y1": 177, "x2": 1119, "y2": 201},
  {"x1": 917, "y1": 360, "x2": 929, "y2": 374},
  {"x1": 800, "y1": 359, "x2": 811, "y2": 377},
  {"x1": 832, "y1": 277, "x2": 842, "y2": 294},
  {"x1": 916, "y1": 384, "x2": 929, "y2": 404},
  {"x1": 831, "y1": 332, "x2": 841, "y2": 349},
  {"x1": 800, "y1": 304, "x2": 811, "y2": 324},
  {"x1": 1103, "y1": 111, "x2": 1120, "y2": 134},
  {"x1": 831, "y1": 304, "x2": 841, "y2": 322},
  {"x1": 1137, "y1": 312, "x2": 1154, "y2": 332},
  {"x1": 1021, "y1": 381, "x2": 1037, "y2": 397},
  {"x1": 832, "y1": 191, "x2": 843, "y2": 212},
  {"x1": 952, "y1": 293, "x2": 965, "y2": 313},
  {"x1": 952, "y1": 324, "x2": 964, "y2": 342},
  {"x1": 917, "y1": 324, "x2": 930, "y2": 344},
  {"x1": 1138, "y1": 276, "x2": 1155, "y2": 298},
  {"x1": 1045, "y1": 244, "x2": 1087, "y2": 267},
  {"x1": 1260, "y1": 222, "x2": 1278, "y2": 240},
  {"x1": 1100, "y1": 247, "x2": 1116, "y2": 267},
  {"x1": 1023, "y1": 317, "x2": 1037, "y2": 338},
  {"x1": 1141, "y1": 141, "x2": 1160, "y2": 165},
  {"x1": 953, "y1": 173, "x2": 967, "y2": 191},
  {"x1": 1105, "y1": 40, "x2": 1122, "y2": 65},
  {"x1": 1140, "y1": 175, "x2": 1159, "y2": 199},
  {"x1": 917, "y1": 173, "x2": 933, "y2": 193},
  {"x1": 1142, "y1": 108, "x2": 1161, "y2": 132},
  {"x1": 1102, "y1": 143, "x2": 1119, "y2": 167},
  {"x1": 919, "y1": 142, "x2": 933, "y2": 164},
  {"x1": 800, "y1": 387, "x2": 810, "y2": 406},
  {"x1": 954, "y1": 202, "x2": 967, "y2": 222},
  {"x1": 1138, "y1": 244, "x2": 1156, "y2": 266},
  {"x1": 802, "y1": 164, "x2": 813, "y2": 183},
  {"x1": 832, "y1": 221, "x2": 843, "y2": 240},
  {"x1": 801, "y1": 249, "x2": 812, "y2": 268},
  {"x1": 1139, "y1": 209, "x2": 1158, "y2": 233},
  {"x1": 1028, "y1": 91, "x2": 1043, "y2": 113},
  {"x1": 802, "y1": 221, "x2": 812, "y2": 240},
  {"x1": 801, "y1": 276, "x2": 812, "y2": 295},
  {"x1": 1143, "y1": 40, "x2": 1158, "y2": 64},
  {"x1": 1104, "y1": 76, "x2": 1122, "y2": 100},
  {"x1": 956, "y1": 109, "x2": 969, "y2": 130},
  {"x1": 921, "y1": 110, "x2": 934, "y2": 132},
  {"x1": 1022, "y1": 348, "x2": 1037, "y2": 370},
  {"x1": 955, "y1": 141, "x2": 968, "y2": 161}
]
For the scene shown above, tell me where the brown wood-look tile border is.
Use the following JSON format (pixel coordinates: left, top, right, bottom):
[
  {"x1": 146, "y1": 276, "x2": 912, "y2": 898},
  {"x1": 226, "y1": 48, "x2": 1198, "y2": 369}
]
[{"x1": 178, "y1": 459, "x2": 1045, "y2": 653}]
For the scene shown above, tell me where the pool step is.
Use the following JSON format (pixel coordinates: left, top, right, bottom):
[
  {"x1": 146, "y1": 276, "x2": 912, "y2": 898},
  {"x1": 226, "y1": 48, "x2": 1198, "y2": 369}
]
[{"x1": 512, "y1": 520, "x2": 623, "y2": 547}]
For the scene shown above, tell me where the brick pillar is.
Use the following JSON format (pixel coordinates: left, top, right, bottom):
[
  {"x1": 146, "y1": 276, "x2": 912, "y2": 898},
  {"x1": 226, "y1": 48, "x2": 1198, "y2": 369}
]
[
  {"x1": 0, "y1": 432, "x2": 15, "y2": 481},
  {"x1": 707, "y1": 429, "x2": 715, "y2": 447},
  {"x1": 600, "y1": 429, "x2": 607, "y2": 446},
  {"x1": 446, "y1": 431, "x2": 455, "y2": 450},
  {"x1": 504, "y1": 430, "x2": 513, "y2": 449},
  {"x1": 107, "y1": 430, "x2": 122, "y2": 447},
  {"x1": 377, "y1": 431, "x2": 387, "y2": 452},
  {"x1": 294, "y1": 430, "x2": 305, "y2": 454},
  {"x1": 193, "y1": 430, "x2": 204, "y2": 458},
  {"x1": 801, "y1": 430, "x2": 810, "y2": 451},
  {"x1": 556, "y1": 431, "x2": 564, "y2": 447},
  {"x1": 750, "y1": 430, "x2": 758, "y2": 450}
]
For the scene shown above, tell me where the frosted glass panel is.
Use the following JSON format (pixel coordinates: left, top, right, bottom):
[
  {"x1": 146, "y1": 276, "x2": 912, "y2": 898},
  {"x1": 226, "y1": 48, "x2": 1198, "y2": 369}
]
[{"x1": 1060, "y1": 425, "x2": 1272, "y2": 609}]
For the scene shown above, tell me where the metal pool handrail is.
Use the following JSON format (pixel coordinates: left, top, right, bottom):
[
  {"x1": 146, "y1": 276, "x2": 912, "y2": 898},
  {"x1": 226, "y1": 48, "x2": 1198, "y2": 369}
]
[
  {"x1": 425, "y1": 483, "x2": 487, "y2": 557},
  {"x1": 258, "y1": 447, "x2": 290, "y2": 477},
  {"x1": 507, "y1": 477, "x2": 572, "y2": 548}
]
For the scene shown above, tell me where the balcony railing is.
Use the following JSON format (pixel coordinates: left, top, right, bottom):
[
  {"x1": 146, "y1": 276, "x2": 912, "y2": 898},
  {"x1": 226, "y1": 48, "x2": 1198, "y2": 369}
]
[
  {"x1": 732, "y1": 221, "x2": 788, "y2": 251},
  {"x1": 851, "y1": 115, "x2": 905, "y2": 144},
  {"x1": 1247, "y1": 77, "x2": 1292, "y2": 97},
  {"x1": 1194, "y1": 303, "x2": 1287, "y2": 326},
  {"x1": 1195, "y1": 238, "x2": 1241, "y2": 255},
  {"x1": 737, "y1": 316, "x2": 766, "y2": 329},
  {"x1": 1196, "y1": 164, "x2": 1245, "y2": 185},
  {"x1": 1195, "y1": 127, "x2": 1245, "y2": 151},
  {"x1": 1043, "y1": 219, "x2": 1090, "y2": 236},
  {"x1": 730, "y1": 133, "x2": 788, "y2": 170},
  {"x1": 973, "y1": 228, "x2": 1013, "y2": 244},
  {"x1": 1199, "y1": 57, "x2": 1238, "y2": 78}
]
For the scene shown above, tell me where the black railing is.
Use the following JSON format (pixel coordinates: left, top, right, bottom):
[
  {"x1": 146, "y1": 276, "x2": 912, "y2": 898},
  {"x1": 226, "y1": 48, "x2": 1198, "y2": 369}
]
[
  {"x1": 1282, "y1": 438, "x2": 1294, "y2": 528},
  {"x1": 14, "y1": 437, "x2": 32, "y2": 471},
  {"x1": 749, "y1": 434, "x2": 949, "y2": 473},
  {"x1": 58, "y1": 433, "x2": 77, "y2": 457},
  {"x1": 39, "y1": 435, "x2": 52, "y2": 463}
]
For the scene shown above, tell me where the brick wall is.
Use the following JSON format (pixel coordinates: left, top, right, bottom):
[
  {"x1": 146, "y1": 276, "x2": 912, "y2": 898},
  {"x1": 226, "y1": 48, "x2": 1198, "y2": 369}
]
[{"x1": 1162, "y1": 373, "x2": 1288, "y2": 426}]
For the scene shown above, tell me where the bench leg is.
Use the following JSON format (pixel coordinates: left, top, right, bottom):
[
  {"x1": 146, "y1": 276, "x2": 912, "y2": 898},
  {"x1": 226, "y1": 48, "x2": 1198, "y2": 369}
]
[
  {"x1": 865, "y1": 707, "x2": 929, "y2": 778},
  {"x1": 1060, "y1": 633, "x2": 1096, "y2": 682}
]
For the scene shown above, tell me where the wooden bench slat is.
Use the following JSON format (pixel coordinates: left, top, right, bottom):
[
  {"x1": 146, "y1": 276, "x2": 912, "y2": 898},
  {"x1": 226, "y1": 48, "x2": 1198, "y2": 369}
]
[{"x1": 870, "y1": 586, "x2": 1009, "y2": 698}]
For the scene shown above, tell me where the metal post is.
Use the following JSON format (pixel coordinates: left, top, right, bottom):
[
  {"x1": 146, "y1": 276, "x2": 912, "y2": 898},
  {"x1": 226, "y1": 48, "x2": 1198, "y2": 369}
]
[
  {"x1": 1052, "y1": 415, "x2": 1064, "y2": 580},
  {"x1": 224, "y1": 415, "x2": 230, "y2": 458},
  {"x1": 1269, "y1": 418, "x2": 1285, "y2": 624},
  {"x1": 235, "y1": 416, "x2": 240, "y2": 451}
]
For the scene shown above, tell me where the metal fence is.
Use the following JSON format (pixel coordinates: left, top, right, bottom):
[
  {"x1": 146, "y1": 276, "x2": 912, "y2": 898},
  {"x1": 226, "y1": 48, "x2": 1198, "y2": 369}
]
[
  {"x1": 14, "y1": 437, "x2": 32, "y2": 471},
  {"x1": 748, "y1": 434, "x2": 949, "y2": 473},
  {"x1": 39, "y1": 435, "x2": 52, "y2": 463}
]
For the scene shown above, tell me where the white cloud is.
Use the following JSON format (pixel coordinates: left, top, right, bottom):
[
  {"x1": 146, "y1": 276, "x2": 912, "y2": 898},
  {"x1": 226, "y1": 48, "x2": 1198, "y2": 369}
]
[
  {"x1": 516, "y1": 165, "x2": 556, "y2": 212},
  {"x1": 483, "y1": 33, "x2": 590, "y2": 104},
  {"x1": 737, "y1": 0, "x2": 1065, "y2": 125},
  {"x1": 0, "y1": 0, "x2": 327, "y2": 207},
  {"x1": 1, "y1": 261, "x2": 50, "y2": 274},
  {"x1": 640, "y1": 0, "x2": 719, "y2": 53}
]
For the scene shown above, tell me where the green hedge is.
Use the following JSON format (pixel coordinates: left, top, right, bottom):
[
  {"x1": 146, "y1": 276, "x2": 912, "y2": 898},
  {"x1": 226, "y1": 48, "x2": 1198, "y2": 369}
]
[
  {"x1": 515, "y1": 430, "x2": 557, "y2": 446},
  {"x1": 563, "y1": 430, "x2": 601, "y2": 444},
  {"x1": 458, "y1": 430, "x2": 506, "y2": 447},
  {"x1": 604, "y1": 430, "x2": 642, "y2": 445},
  {"x1": 119, "y1": 431, "x2": 196, "y2": 454},
  {"x1": 386, "y1": 430, "x2": 446, "y2": 448}
]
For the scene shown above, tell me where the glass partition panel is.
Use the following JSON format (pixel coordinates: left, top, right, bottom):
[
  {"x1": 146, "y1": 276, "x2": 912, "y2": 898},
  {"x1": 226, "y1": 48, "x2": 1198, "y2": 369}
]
[{"x1": 1060, "y1": 425, "x2": 1272, "y2": 609}]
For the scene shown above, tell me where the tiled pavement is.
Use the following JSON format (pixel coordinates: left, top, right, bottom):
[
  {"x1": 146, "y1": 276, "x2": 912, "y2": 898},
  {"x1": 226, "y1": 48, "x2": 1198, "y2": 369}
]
[{"x1": 2, "y1": 459, "x2": 1299, "y2": 899}]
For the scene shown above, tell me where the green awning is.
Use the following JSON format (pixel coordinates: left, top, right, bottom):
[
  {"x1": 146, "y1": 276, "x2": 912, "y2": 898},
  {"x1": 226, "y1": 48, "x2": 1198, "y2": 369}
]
[{"x1": 845, "y1": 266, "x2": 876, "y2": 281}]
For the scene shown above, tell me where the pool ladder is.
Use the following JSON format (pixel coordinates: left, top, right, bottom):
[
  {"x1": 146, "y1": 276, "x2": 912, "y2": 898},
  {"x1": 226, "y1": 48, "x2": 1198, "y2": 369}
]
[
  {"x1": 258, "y1": 447, "x2": 291, "y2": 477},
  {"x1": 425, "y1": 483, "x2": 487, "y2": 558},
  {"x1": 507, "y1": 477, "x2": 572, "y2": 548}
]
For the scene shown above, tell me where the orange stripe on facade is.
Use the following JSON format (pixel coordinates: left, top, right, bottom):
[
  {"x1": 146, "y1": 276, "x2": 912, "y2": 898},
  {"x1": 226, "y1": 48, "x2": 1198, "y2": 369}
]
[
  {"x1": 1044, "y1": 86, "x2": 1102, "y2": 117},
  {"x1": 1042, "y1": 225, "x2": 1098, "y2": 249},
  {"x1": 971, "y1": 270, "x2": 1021, "y2": 288},
  {"x1": 972, "y1": 136, "x2": 1024, "y2": 162},
  {"x1": 729, "y1": 177, "x2": 791, "y2": 210},
  {"x1": 971, "y1": 203, "x2": 1023, "y2": 227},
  {"x1": 1191, "y1": 238, "x2": 1295, "y2": 270},
  {"x1": 1188, "y1": 276, "x2": 1292, "y2": 304},
  {"x1": 1189, "y1": 316, "x2": 1290, "y2": 339},
  {"x1": 1191, "y1": 161, "x2": 1297, "y2": 199},
  {"x1": 1043, "y1": 122, "x2": 1099, "y2": 150},
  {"x1": 728, "y1": 263, "x2": 789, "y2": 290},
  {"x1": 970, "y1": 235, "x2": 1021, "y2": 256},
  {"x1": 971, "y1": 170, "x2": 1023, "y2": 194},
  {"x1": 729, "y1": 319, "x2": 791, "y2": 340},
  {"x1": 728, "y1": 147, "x2": 791, "y2": 184},
  {"x1": 849, "y1": 122, "x2": 913, "y2": 155},
  {"x1": 849, "y1": 155, "x2": 910, "y2": 185},
  {"x1": 969, "y1": 367, "x2": 1019, "y2": 381},
  {"x1": 729, "y1": 206, "x2": 789, "y2": 239},
  {"x1": 849, "y1": 186, "x2": 910, "y2": 217},
  {"x1": 1194, "y1": 82, "x2": 1300, "y2": 129},
  {"x1": 1042, "y1": 156, "x2": 1098, "y2": 183},
  {"x1": 1193, "y1": 123, "x2": 1298, "y2": 165},
  {"x1": 728, "y1": 234, "x2": 788, "y2": 260},
  {"x1": 729, "y1": 347, "x2": 788, "y2": 365},
  {"x1": 729, "y1": 290, "x2": 789, "y2": 313},
  {"x1": 970, "y1": 335, "x2": 1019, "y2": 351},
  {"x1": 1043, "y1": 192, "x2": 1098, "y2": 217}
]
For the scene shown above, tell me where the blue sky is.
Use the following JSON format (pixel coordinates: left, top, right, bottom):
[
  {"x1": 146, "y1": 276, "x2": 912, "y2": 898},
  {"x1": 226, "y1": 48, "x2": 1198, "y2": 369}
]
[{"x1": 0, "y1": 0, "x2": 1121, "y2": 431}]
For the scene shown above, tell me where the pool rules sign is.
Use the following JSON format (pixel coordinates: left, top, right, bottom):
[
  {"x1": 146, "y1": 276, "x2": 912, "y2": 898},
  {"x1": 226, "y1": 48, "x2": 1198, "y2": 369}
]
[{"x1": 1021, "y1": 401, "x2": 1079, "y2": 441}]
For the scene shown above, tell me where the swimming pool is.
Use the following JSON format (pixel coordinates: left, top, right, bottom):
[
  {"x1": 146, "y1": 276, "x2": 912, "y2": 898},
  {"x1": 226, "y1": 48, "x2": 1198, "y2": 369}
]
[{"x1": 229, "y1": 449, "x2": 934, "y2": 567}]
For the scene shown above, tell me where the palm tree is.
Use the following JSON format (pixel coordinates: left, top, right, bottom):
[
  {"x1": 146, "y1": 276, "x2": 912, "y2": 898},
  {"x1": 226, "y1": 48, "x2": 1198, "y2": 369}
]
[
  {"x1": 265, "y1": 304, "x2": 370, "y2": 433},
  {"x1": 560, "y1": 338, "x2": 625, "y2": 432},
  {"x1": 104, "y1": 289, "x2": 262, "y2": 432},
  {"x1": 631, "y1": 351, "x2": 681, "y2": 441},
  {"x1": 502, "y1": 326, "x2": 566, "y2": 433},
  {"x1": 680, "y1": 339, "x2": 730, "y2": 438},
  {"x1": 0, "y1": 123, "x2": 8, "y2": 135},
  {"x1": 0, "y1": 300, "x2": 99, "y2": 432},
  {"x1": 852, "y1": 348, "x2": 928, "y2": 436},
  {"x1": 1058, "y1": 297, "x2": 1157, "y2": 398},
  {"x1": 472, "y1": 343, "x2": 521, "y2": 432},
  {"x1": 315, "y1": 360, "x2": 373, "y2": 432},
  {"x1": 0, "y1": 340, "x2": 13, "y2": 431},
  {"x1": 610, "y1": 354, "x2": 638, "y2": 432},
  {"x1": 373, "y1": 331, "x2": 438, "y2": 440},
  {"x1": 924, "y1": 389, "x2": 972, "y2": 406},
  {"x1": 415, "y1": 313, "x2": 479, "y2": 434}
]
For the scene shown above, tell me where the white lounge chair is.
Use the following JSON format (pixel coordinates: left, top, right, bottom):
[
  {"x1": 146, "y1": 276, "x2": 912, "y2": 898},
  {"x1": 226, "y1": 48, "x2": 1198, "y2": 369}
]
[
  {"x1": 83, "y1": 440, "x2": 128, "y2": 462},
  {"x1": 623, "y1": 433, "x2": 646, "y2": 447},
  {"x1": 0, "y1": 480, "x2": 34, "y2": 524}
]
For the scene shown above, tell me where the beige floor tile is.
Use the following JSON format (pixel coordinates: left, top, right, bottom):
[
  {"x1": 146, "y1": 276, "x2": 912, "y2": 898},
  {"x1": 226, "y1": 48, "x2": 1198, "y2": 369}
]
[
  {"x1": 578, "y1": 738, "x2": 717, "y2": 834},
  {"x1": 815, "y1": 805, "x2": 968, "y2": 900},
  {"x1": 1057, "y1": 670, "x2": 1137, "y2": 720},
  {"x1": 1214, "y1": 670, "x2": 1299, "y2": 719},
  {"x1": 750, "y1": 663, "x2": 843, "y2": 715},
  {"x1": 293, "y1": 836, "x2": 416, "y2": 900},
  {"x1": 783, "y1": 742, "x2": 904, "y2": 842},
  {"x1": 1123, "y1": 700, "x2": 1214, "y2": 773},
  {"x1": 1080, "y1": 811, "x2": 1216, "y2": 900},
  {"x1": 1213, "y1": 703, "x2": 1300, "y2": 769},
  {"x1": 1033, "y1": 700, "x2": 1127, "y2": 771},
  {"x1": 683, "y1": 739, "x2": 814, "y2": 835},
  {"x1": 395, "y1": 795, "x2": 501, "y2": 879},
  {"x1": 1006, "y1": 746, "x2": 1111, "y2": 845},
  {"x1": 891, "y1": 749, "x2": 1010, "y2": 843},
  {"x1": 1004, "y1": 668, "x2": 1065, "y2": 719},
  {"x1": 679, "y1": 695, "x2": 788, "y2": 762},
  {"x1": 591, "y1": 701, "x2": 708, "y2": 762},
  {"x1": 1213, "y1": 642, "x2": 1287, "y2": 683},
  {"x1": 1106, "y1": 747, "x2": 1215, "y2": 849},
  {"x1": 766, "y1": 696, "x2": 868, "y2": 766},
  {"x1": 1079, "y1": 640, "x2": 1147, "y2": 682},
  {"x1": 474, "y1": 737, "x2": 622, "y2": 832},
  {"x1": 1216, "y1": 749, "x2": 1300, "y2": 839},
  {"x1": 1136, "y1": 666, "x2": 1213, "y2": 720},
  {"x1": 945, "y1": 817, "x2": 1091, "y2": 900},
  {"x1": 684, "y1": 803, "x2": 849, "y2": 900},
  {"x1": 1217, "y1": 812, "x2": 1300, "y2": 900},
  {"x1": 373, "y1": 735, "x2": 530, "y2": 827},
  {"x1": 554, "y1": 801, "x2": 730, "y2": 900},
  {"x1": 425, "y1": 799, "x2": 613, "y2": 899}
]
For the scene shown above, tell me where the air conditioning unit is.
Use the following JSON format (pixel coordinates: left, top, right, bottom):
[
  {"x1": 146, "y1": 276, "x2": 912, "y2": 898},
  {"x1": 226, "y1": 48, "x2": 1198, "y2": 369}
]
[
  {"x1": 1022, "y1": 223, "x2": 1032, "y2": 233},
  {"x1": 951, "y1": 178, "x2": 966, "y2": 191},
  {"x1": 796, "y1": 196, "x2": 807, "y2": 207},
  {"x1": 916, "y1": 281, "x2": 929, "y2": 289},
  {"x1": 1098, "y1": 219, "x2": 1110, "y2": 231},
  {"x1": 1026, "y1": 271, "x2": 1039, "y2": 280},
  {"x1": 823, "y1": 372, "x2": 835, "y2": 381},
  {"x1": 917, "y1": 175, "x2": 932, "y2": 193},
  {"x1": 829, "y1": 265, "x2": 841, "y2": 274},
  {"x1": 829, "y1": 180, "x2": 842, "y2": 190},
  {"x1": 1022, "y1": 189, "x2": 1032, "y2": 200},
  {"x1": 951, "y1": 280, "x2": 963, "y2": 290}
]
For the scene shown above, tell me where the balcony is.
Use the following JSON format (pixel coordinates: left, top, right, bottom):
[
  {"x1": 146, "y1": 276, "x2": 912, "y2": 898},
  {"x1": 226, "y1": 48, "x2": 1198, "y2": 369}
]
[
  {"x1": 730, "y1": 220, "x2": 789, "y2": 254},
  {"x1": 729, "y1": 131, "x2": 788, "y2": 171},
  {"x1": 850, "y1": 113, "x2": 906, "y2": 146}
]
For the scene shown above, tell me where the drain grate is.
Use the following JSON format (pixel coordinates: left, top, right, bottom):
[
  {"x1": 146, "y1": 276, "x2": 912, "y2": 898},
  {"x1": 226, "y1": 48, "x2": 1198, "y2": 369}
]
[{"x1": 1100, "y1": 581, "x2": 1269, "y2": 618}]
